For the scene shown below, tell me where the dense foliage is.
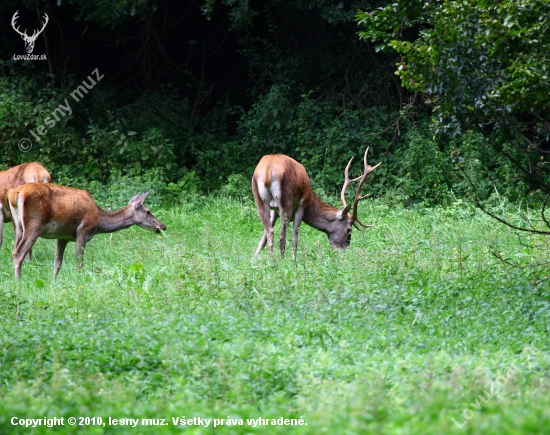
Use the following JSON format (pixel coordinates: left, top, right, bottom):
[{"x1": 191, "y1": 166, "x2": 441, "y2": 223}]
[
  {"x1": 0, "y1": 0, "x2": 541, "y2": 207},
  {"x1": 358, "y1": 0, "x2": 550, "y2": 210}
]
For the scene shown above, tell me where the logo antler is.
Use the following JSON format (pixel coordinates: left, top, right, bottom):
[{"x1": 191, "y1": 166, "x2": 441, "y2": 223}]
[{"x1": 11, "y1": 11, "x2": 49, "y2": 54}]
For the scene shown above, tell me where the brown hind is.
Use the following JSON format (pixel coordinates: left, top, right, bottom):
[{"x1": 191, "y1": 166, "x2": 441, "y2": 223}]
[
  {"x1": 9, "y1": 184, "x2": 166, "y2": 278},
  {"x1": 0, "y1": 162, "x2": 51, "y2": 258}
]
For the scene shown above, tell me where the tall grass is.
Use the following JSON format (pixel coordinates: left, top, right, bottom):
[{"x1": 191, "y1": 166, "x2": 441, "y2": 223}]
[{"x1": 1, "y1": 196, "x2": 549, "y2": 434}]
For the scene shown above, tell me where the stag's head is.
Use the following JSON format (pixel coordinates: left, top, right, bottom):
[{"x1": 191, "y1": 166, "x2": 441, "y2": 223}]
[
  {"x1": 11, "y1": 11, "x2": 49, "y2": 54},
  {"x1": 326, "y1": 147, "x2": 381, "y2": 250}
]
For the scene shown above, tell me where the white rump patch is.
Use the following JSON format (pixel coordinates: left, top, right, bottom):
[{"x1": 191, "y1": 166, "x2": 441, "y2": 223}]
[
  {"x1": 257, "y1": 175, "x2": 281, "y2": 210},
  {"x1": 269, "y1": 179, "x2": 281, "y2": 209}
]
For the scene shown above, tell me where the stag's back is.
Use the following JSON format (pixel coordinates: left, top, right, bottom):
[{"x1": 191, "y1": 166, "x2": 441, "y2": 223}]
[{"x1": 252, "y1": 154, "x2": 313, "y2": 210}]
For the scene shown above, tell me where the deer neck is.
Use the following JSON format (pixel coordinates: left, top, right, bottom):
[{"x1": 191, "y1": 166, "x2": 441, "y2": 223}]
[
  {"x1": 303, "y1": 193, "x2": 340, "y2": 233},
  {"x1": 96, "y1": 205, "x2": 135, "y2": 234}
]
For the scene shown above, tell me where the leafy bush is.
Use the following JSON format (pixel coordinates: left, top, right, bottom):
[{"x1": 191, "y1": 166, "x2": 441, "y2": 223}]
[
  {"x1": 166, "y1": 169, "x2": 203, "y2": 202},
  {"x1": 449, "y1": 131, "x2": 528, "y2": 201},
  {"x1": 55, "y1": 169, "x2": 168, "y2": 209},
  {"x1": 394, "y1": 126, "x2": 452, "y2": 205},
  {"x1": 237, "y1": 85, "x2": 392, "y2": 198},
  {"x1": 0, "y1": 66, "x2": 538, "y2": 207},
  {"x1": 219, "y1": 173, "x2": 252, "y2": 199}
]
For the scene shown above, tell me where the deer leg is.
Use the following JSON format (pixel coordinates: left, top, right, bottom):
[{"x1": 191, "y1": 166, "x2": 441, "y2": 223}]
[
  {"x1": 270, "y1": 211, "x2": 277, "y2": 225},
  {"x1": 267, "y1": 210, "x2": 277, "y2": 253},
  {"x1": 24, "y1": 222, "x2": 32, "y2": 262},
  {"x1": 0, "y1": 207, "x2": 29, "y2": 260},
  {"x1": 256, "y1": 231, "x2": 267, "y2": 254},
  {"x1": 256, "y1": 210, "x2": 278, "y2": 254},
  {"x1": 54, "y1": 239, "x2": 69, "y2": 278},
  {"x1": 13, "y1": 229, "x2": 41, "y2": 279},
  {"x1": 278, "y1": 186, "x2": 296, "y2": 258},
  {"x1": 0, "y1": 203, "x2": 4, "y2": 250},
  {"x1": 279, "y1": 207, "x2": 293, "y2": 258},
  {"x1": 75, "y1": 233, "x2": 88, "y2": 270},
  {"x1": 256, "y1": 202, "x2": 275, "y2": 255},
  {"x1": 279, "y1": 211, "x2": 286, "y2": 258},
  {"x1": 9, "y1": 208, "x2": 33, "y2": 261},
  {"x1": 291, "y1": 207, "x2": 304, "y2": 260},
  {"x1": 13, "y1": 221, "x2": 22, "y2": 253},
  {"x1": 25, "y1": 231, "x2": 32, "y2": 262}
]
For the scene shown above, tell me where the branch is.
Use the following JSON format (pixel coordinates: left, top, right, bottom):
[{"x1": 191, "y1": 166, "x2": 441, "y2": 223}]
[
  {"x1": 142, "y1": 94, "x2": 182, "y2": 128},
  {"x1": 344, "y1": 50, "x2": 367, "y2": 111},
  {"x1": 540, "y1": 193, "x2": 550, "y2": 230},
  {"x1": 151, "y1": 28, "x2": 201, "y2": 86},
  {"x1": 500, "y1": 148, "x2": 550, "y2": 193},
  {"x1": 515, "y1": 231, "x2": 550, "y2": 250},
  {"x1": 63, "y1": 24, "x2": 89, "y2": 84},
  {"x1": 457, "y1": 163, "x2": 550, "y2": 235},
  {"x1": 313, "y1": 79, "x2": 344, "y2": 104},
  {"x1": 37, "y1": 8, "x2": 54, "y2": 80},
  {"x1": 490, "y1": 250, "x2": 550, "y2": 269},
  {"x1": 520, "y1": 131, "x2": 550, "y2": 154},
  {"x1": 365, "y1": 40, "x2": 403, "y2": 111},
  {"x1": 364, "y1": 40, "x2": 392, "y2": 69}
]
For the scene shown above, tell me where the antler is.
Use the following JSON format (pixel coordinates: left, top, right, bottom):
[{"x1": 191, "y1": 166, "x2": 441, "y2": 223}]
[
  {"x1": 33, "y1": 13, "x2": 49, "y2": 39},
  {"x1": 11, "y1": 11, "x2": 26, "y2": 38},
  {"x1": 340, "y1": 157, "x2": 362, "y2": 211},
  {"x1": 340, "y1": 147, "x2": 381, "y2": 229},
  {"x1": 11, "y1": 11, "x2": 48, "y2": 40}
]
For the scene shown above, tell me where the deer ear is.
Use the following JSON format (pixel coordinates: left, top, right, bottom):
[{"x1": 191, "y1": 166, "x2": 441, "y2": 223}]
[
  {"x1": 129, "y1": 191, "x2": 150, "y2": 206},
  {"x1": 129, "y1": 192, "x2": 141, "y2": 205},
  {"x1": 336, "y1": 204, "x2": 352, "y2": 220},
  {"x1": 340, "y1": 204, "x2": 352, "y2": 219},
  {"x1": 138, "y1": 190, "x2": 151, "y2": 203}
]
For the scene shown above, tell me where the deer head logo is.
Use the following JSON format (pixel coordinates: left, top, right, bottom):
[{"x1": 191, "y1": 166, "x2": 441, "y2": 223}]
[{"x1": 11, "y1": 11, "x2": 49, "y2": 54}]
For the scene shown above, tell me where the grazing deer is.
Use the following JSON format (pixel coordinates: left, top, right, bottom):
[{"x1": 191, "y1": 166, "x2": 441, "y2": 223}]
[
  {"x1": 252, "y1": 147, "x2": 381, "y2": 258},
  {"x1": 8, "y1": 184, "x2": 166, "y2": 278},
  {"x1": 0, "y1": 162, "x2": 51, "y2": 256}
]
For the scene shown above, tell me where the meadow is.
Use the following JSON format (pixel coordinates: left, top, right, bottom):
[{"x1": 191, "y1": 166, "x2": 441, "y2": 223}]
[{"x1": 0, "y1": 194, "x2": 549, "y2": 434}]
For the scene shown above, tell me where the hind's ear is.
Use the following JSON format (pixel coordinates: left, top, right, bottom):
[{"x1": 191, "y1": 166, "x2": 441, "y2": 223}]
[
  {"x1": 129, "y1": 192, "x2": 141, "y2": 204},
  {"x1": 129, "y1": 190, "x2": 150, "y2": 206}
]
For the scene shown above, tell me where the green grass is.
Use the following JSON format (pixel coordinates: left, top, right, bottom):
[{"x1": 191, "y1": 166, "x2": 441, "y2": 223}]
[{"x1": 1, "y1": 196, "x2": 550, "y2": 434}]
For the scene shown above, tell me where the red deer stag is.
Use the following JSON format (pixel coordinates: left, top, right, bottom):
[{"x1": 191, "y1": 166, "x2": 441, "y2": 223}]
[
  {"x1": 0, "y1": 162, "x2": 51, "y2": 256},
  {"x1": 8, "y1": 184, "x2": 166, "y2": 278},
  {"x1": 252, "y1": 147, "x2": 381, "y2": 258}
]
